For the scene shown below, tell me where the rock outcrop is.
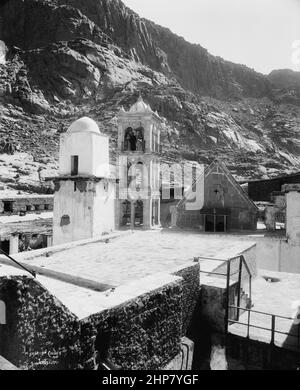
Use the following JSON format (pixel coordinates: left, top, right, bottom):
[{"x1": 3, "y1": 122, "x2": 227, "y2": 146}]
[{"x1": 0, "y1": 0, "x2": 299, "y2": 192}]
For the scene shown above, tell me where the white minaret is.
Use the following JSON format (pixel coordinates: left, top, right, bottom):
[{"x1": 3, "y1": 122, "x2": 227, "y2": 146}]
[{"x1": 52, "y1": 117, "x2": 115, "y2": 246}]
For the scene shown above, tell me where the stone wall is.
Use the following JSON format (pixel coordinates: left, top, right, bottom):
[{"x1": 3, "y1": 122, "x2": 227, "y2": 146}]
[
  {"x1": 172, "y1": 262, "x2": 200, "y2": 336},
  {"x1": 227, "y1": 333, "x2": 300, "y2": 370},
  {"x1": 0, "y1": 276, "x2": 81, "y2": 370},
  {"x1": 80, "y1": 277, "x2": 183, "y2": 370},
  {"x1": 0, "y1": 270, "x2": 194, "y2": 370},
  {"x1": 0, "y1": 196, "x2": 53, "y2": 215},
  {"x1": 177, "y1": 207, "x2": 257, "y2": 232}
]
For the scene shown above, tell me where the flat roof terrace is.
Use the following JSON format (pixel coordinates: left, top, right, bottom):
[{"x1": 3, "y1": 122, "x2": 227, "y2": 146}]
[
  {"x1": 9, "y1": 230, "x2": 256, "y2": 288},
  {"x1": 0, "y1": 212, "x2": 53, "y2": 237},
  {"x1": 0, "y1": 231, "x2": 256, "y2": 321}
]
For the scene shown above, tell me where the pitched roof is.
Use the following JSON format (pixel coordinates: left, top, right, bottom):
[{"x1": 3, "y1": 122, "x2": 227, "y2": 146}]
[{"x1": 177, "y1": 159, "x2": 258, "y2": 211}]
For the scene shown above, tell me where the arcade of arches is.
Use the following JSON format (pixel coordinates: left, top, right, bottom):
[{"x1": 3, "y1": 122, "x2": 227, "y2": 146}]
[{"x1": 120, "y1": 199, "x2": 159, "y2": 228}]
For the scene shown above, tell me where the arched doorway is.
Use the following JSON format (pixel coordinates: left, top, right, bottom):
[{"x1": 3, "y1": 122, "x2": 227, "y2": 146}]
[
  {"x1": 121, "y1": 200, "x2": 131, "y2": 227},
  {"x1": 134, "y1": 200, "x2": 144, "y2": 227}
]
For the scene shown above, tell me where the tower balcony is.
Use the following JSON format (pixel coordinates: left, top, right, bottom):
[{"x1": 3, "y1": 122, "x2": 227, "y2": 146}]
[
  {"x1": 121, "y1": 141, "x2": 145, "y2": 153},
  {"x1": 121, "y1": 142, "x2": 162, "y2": 154}
]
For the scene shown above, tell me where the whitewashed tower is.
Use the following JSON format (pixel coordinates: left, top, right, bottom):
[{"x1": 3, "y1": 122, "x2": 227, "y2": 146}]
[
  {"x1": 52, "y1": 117, "x2": 115, "y2": 245},
  {"x1": 116, "y1": 97, "x2": 162, "y2": 229}
]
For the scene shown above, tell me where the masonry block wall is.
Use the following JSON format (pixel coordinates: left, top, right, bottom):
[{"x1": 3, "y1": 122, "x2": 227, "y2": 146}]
[
  {"x1": 80, "y1": 278, "x2": 183, "y2": 370},
  {"x1": 0, "y1": 196, "x2": 54, "y2": 215},
  {"x1": 0, "y1": 276, "x2": 81, "y2": 370},
  {"x1": 172, "y1": 262, "x2": 201, "y2": 336},
  {"x1": 0, "y1": 273, "x2": 192, "y2": 370}
]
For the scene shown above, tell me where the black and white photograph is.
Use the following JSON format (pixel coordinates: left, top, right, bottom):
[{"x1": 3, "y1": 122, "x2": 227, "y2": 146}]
[{"x1": 0, "y1": 0, "x2": 300, "y2": 375}]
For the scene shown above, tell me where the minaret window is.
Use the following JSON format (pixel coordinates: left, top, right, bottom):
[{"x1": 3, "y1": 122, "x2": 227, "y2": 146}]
[{"x1": 71, "y1": 155, "x2": 79, "y2": 176}]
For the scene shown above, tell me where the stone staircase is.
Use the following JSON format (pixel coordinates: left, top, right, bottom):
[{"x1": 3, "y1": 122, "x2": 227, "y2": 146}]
[{"x1": 228, "y1": 286, "x2": 253, "y2": 322}]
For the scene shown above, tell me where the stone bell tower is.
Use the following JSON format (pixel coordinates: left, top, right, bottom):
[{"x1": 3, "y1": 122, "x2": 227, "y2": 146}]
[
  {"x1": 116, "y1": 96, "x2": 162, "y2": 229},
  {"x1": 52, "y1": 117, "x2": 115, "y2": 246}
]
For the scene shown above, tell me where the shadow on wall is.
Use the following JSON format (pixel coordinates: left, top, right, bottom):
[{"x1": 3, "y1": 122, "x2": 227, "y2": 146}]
[{"x1": 282, "y1": 323, "x2": 300, "y2": 352}]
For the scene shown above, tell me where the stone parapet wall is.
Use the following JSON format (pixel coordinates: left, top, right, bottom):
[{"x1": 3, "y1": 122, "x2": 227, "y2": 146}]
[
  {"x1": 80, "y1": 274, "x2": 184, "y2": 370},
  {"x1": 0, "y1": 276, "x2": 80, "y2": 370},
  {"x1": 171, "y1": 262, "x2": 201, "y2": 336},
  {"x1": 0, "y1": 267, "x2": 200, "y2": 370}
]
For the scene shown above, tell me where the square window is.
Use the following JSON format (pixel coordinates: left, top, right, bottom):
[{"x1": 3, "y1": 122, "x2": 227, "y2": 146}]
[{"x1": 3, "y1": 201, "x2": 13, "y2": 213}]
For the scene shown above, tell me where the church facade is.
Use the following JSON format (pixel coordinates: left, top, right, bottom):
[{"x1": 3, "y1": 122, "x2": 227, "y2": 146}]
[{"x1": 176, "y1": 160, "x2": 258, "y2": 232}]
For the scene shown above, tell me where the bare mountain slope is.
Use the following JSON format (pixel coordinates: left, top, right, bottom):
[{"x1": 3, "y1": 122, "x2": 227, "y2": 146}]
[{"x1": 0, "y1": 0, "x2": 299, "y2": 193}]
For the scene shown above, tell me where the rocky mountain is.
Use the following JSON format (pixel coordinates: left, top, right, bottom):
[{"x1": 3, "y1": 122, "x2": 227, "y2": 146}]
[
  {"x1": 269, "y1": 69, "x2": 300, "y2": 106},
  {"x1": 0, "y1": 0, "x2": 299, "y2": 194}
]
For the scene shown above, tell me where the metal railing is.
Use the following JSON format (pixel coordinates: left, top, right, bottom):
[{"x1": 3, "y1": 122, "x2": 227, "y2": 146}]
[
  {"x1": 227, "y1": 305, "x2": 300, "y2": 351},
  {"x1": 196, "y1": 254, "x2": 252, "y2": 334}
]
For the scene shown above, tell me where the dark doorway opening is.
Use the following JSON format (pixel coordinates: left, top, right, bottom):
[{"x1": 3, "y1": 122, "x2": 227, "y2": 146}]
[
  {"x1": 134, "y1": 200, "x2": 143, "y2": 227},
  {"x1": 152, "y1": 200, "x2": 159, "y2": 226},
  {"x1": 71, "y1": 155, "x2": 79, "y2": 176},
  {"x1": 121, "y1": 201, "x2": 131, "y2": 227},
  {"x1": 0, "y1": 240, "x2": 10, "y2": 254},
  {"x1": 205, "y1": 215, "x2": 215, "y2": 232},
  {"x1": 204, "y1": 214, "x2": 228, "y2": 233},
  {"x1": 216, "y1": 215, "x2": 226, "y2": 232}
]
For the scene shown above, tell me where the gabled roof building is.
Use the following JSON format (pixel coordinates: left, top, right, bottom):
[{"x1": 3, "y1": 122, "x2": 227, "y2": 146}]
[{"x1": 177, "y1": 160, "x2": 258, "y2": 232}]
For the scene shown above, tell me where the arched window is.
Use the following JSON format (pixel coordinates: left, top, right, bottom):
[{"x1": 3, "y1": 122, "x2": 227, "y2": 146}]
[
  {"x1": 128, "y1": 161, "x2": 145, "y2": 192},
  {"x1": 135, "y1": 127, "x2": 145, "y2": 151},
  {"x1": 0, "y1": 300, "x2": 6, "y2": 325},
  {"x1": 135, "y1": 162, "x2": 144, "y2": 189}
]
